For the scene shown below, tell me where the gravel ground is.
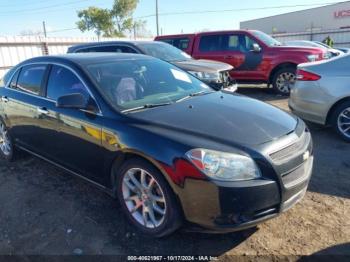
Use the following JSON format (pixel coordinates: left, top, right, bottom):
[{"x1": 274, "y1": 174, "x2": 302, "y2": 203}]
[{"x1": 0, "y1": 87, "x2": 349, "y2": 259}]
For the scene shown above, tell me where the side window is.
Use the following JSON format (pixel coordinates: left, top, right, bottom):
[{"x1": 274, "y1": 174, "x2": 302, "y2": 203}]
[
  {"x1": 117, "y1": 46, "x2": 138, "y2": 53},
  {"x1": 46, "y1": 65, "x2": 89, "y2": 101},
  {"x1": 199, "y1": 35, "x2": 222, "y2": 52},
  {"x1": 16, "y1": 65, "x2": 46, "y2": 95},
  {"x1": 222, "y1": 34, "x2": 253, "y2": 52},
  {"x1": 245, "y1": 36, "x2": 258, "y2": 51},
  {"x1": 9, "y1": 69, "x2": 20, "y2": 89},
  {"x1": 171, "y1": 38, "x2": 190, "y2": 51},
  {"x1": 76, "y1": 45, "x2": 138, "y2": 54},
  {"x1": 93, "y1": 46, "x2": 118, "y2": 52}
]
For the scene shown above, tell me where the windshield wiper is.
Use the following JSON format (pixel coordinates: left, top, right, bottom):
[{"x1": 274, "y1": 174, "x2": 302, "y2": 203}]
[
  {"x1": 175, "y1": 90, "x2": 215, "y2": 103},
  {"x1": 121, "y1": 102, "x2": 172, "y2": 113}
]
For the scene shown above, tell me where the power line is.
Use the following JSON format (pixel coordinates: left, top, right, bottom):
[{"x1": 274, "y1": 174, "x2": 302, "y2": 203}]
[
  {"x1": 0, "y1": 0, "x2": 93, "y2": 14},
  {"x1": 0, "y1": 0, "x2": 58, "y2": 8},
  {"x1": 135, "y1": 1, "x2": 344, "y2": 19}
]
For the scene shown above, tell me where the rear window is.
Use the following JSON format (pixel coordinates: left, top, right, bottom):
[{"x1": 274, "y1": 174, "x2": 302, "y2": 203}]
[{"x1": 158, "y1": 38, "x2": 190, "y2": 51}]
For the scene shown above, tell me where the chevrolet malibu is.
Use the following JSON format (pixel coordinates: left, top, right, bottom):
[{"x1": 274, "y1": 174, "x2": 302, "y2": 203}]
[{"x1": 0, "y1": 54, "x2": 313, "y2": 237}]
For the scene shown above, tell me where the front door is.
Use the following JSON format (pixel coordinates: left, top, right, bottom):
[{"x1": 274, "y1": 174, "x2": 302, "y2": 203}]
[{"x1": 43, "y1": 64, "x2": 105, "y2": 184}]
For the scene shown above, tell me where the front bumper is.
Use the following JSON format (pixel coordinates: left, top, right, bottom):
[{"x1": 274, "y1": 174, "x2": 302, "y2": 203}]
[{"x1": 179, "y1": 124, "x2": 313, "y2": 233}]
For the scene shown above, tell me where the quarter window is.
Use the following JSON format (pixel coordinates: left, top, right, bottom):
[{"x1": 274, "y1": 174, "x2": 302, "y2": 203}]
[
  {"x1": 8, "y1": 68, "x2": 20, "y2": 89},
  {"x1": 16, "y1": 65, "x2": 46, "y2": 95},
  {"x1": 46, "y1": 65, "x2": 89, "y2": 101}
]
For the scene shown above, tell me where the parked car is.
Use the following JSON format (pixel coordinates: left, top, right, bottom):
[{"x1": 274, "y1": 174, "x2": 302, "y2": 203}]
[
  {"x1": 155, "y1": 30, "x2": 326, "y2": 95},
  {"x1": 285, "y1": 40, "x2": 343, "y2": 58},
  {"x1": 67, "y1": 41, "x2": 237, "y2": 92},
  {"x1": 289, "y1": 55, "x2": 350, "y2": 142},
  {"x1": 335, "y1": 47, "x2": 350, "y2": 53},
  {"x1": 313, "y1": 41, "x2": 350, "y2": 54},
  {"x1": 0, "y1": 53, "x2": 313, "y2": 237}
]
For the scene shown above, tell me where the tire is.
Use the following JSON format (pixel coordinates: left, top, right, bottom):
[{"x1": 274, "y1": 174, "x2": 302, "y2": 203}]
[
  {"x1": 272, "y1": 67, "x2": 296, "y2": 95},
  {"x1": 0, "y1": 120, "x2": 16, "y2": 161},
  {"x1": 114, "y1": 157, "x2": 182, "y2": 237},
  {"x1": 330, "y1": 101, "x2": 350, "y2": 142}
]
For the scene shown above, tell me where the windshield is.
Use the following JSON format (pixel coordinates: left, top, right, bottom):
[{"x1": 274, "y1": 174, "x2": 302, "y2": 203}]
[
  {"x1": 251, "y1": 30, "x2": 281, "y2": 46},
  {"x1": 86, "y1": 58, "x2": 212, "y2": 112},
  {"x1": 137, "y1": 42, "x2": 192, "y2": 62}
]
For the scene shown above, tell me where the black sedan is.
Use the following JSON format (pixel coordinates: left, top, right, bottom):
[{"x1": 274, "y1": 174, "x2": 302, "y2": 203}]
[
  {"x1": 67, "y1": 41, "x2": 236, "y2": 91},
  {"x1": 0, "y1": 53, "x2": 313, "y2": 237}
]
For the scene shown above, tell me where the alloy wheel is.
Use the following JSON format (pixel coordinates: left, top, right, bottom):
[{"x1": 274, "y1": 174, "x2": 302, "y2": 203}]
[
  {"x1": 122, "y1": 168, "x2": 167, "y2": 229},
  {"x1": 337, "y1": 107, "x2": 350, "y2": 139},
  {"x1": 276, "y1": 72, "x2": 296, "y2": 93},
  {"x1": 0, "y1": 122, "x2": 11, "y2": 156}
]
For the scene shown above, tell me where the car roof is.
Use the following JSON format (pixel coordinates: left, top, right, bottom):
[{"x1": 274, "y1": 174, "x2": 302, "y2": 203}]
[
  {"x1": 68, "y1": 40, "x2": 166, "y2": 52},
  {"x1": 18, "y1": 53, "x2": 154, "y2": 67}
]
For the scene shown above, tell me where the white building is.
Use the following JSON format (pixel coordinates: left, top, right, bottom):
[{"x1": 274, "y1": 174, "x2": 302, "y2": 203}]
[{"x1": 240, "y1": 1, "x2": 350, "y2": 34}]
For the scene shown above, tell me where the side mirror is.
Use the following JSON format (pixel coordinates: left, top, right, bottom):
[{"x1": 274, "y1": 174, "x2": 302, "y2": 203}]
[
  {"x1": 251, "y1": 43, "x2": 262, "y2": 52},
  {"x1": 56, "y1": 93, "x2": 88, "y2": 109}
]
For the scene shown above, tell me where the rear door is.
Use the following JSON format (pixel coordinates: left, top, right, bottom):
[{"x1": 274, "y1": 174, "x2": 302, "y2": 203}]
[{"x1": 2, "y1": 64, "x2": 54, "y2": 154}]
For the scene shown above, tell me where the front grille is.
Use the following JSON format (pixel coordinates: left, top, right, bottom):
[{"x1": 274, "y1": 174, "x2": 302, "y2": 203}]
[
  {"x1": 269, "y1": 131, "x2": 310, "y2": 162},
  {"x1": 282, "y1": 157, "x2": 313, "y2": 188}
]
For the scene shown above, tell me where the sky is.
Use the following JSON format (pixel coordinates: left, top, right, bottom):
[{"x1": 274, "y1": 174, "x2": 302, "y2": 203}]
[{"x1": 0, "y1": 0, "x2": 345, "y2": 37}]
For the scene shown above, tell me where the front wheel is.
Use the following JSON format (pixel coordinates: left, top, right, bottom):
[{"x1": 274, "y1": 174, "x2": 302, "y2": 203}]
[
  {"x1": 115, "y1": 158, "x2": 182, "y2": 237},
  {"x1": 272, "y1": 67, "x2": 296, "y2": 95},
  {"x1": 331, "y1": 101, "x2": 350, "y2": 142}
]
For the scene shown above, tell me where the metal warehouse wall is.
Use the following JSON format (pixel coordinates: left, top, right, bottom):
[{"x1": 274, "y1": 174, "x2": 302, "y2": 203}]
[
  {"x1": 240, "y1": 1, "x2": 350, "y2": 34},
  {"x1": 0, "y1": 36, "x2": 151, "y2": 79},
  {"x1": 272, "y1": 28, "x2": 350, "y2": 47}
]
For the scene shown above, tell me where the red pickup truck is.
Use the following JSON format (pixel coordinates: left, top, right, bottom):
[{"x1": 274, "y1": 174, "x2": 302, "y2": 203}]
[{"x1": 155, "y1": 30, "x2": 326, "y2": 94}]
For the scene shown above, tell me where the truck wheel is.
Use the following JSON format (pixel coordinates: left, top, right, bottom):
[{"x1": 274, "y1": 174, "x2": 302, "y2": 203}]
[
  {"x1": 272, "y1": 67, "x2": 296, "y2": 95},
  {"x1": 330, "y1": 101, "x2": 350, "y2": 142}
]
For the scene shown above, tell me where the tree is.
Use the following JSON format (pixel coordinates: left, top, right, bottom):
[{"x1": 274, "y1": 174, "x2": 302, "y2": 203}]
[
  {"x1": 110, "y1": 0, "x2": 139, "y2": 37},
  {"x1": 77, "y1": 0, "x2": 143, "y2": 38},
  {"x1": 133, "y1": 20, "x2": 153, "y2": 38},
  {"x1": 76, "y1": 7, "x2": 114, "y2": 38}
]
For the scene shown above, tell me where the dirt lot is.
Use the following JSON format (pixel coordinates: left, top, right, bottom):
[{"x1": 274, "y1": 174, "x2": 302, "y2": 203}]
[{"x1": 0, "y1": 87, "x2": 349, "y2": 258}]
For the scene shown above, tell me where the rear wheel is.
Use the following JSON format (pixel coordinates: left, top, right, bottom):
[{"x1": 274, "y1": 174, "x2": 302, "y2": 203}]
[
  {"x1": 331, "y1": 101, "x2": 350, "y2": 142},
  {"x1": 0, "y1": 120, "x2": 15, "y2": 161},
  {"x1": 272, "y1": 67, "x2": 296, "y2": 95},
  {"x1": 114, "y1": 158, "x2": 182, "y2": 237}
]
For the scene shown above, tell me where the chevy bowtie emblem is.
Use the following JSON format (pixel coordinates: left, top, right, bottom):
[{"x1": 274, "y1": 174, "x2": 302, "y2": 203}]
[{"x1": 303, "y1": 151, "x2": 310, "y2": 161}]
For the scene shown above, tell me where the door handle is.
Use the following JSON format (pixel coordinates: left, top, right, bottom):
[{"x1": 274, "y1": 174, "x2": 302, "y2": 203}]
[
  {"x1": 1, "y1": 96, "x2": 9, "y2": 103},
  {"x1": 224, "y1": 55, "x2": 233, "y2": 59},
  {"x1": 37, "y1": 107, "x2": 49, "y2": 115}
]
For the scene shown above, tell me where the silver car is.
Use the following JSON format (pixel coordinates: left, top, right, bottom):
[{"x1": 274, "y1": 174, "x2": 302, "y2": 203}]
[{"x1": 289, "y1": 54, "x2": 350, "y2": 142}]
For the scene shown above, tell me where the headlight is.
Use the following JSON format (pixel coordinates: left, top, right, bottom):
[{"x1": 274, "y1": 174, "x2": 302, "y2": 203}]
[
  {"x1": 186, "y1": 148, "x2": 261, "y2": 181},
  {"x1": 188, "y1": 71, "x2": 220, "y2": 81},
  {"x1": 306, "y1": 54, "x2": 319, "y2": 62}
]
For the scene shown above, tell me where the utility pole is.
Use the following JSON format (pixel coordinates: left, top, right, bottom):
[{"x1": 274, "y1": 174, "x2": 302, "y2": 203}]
[
  {"x1": 42, "y1": 21, "x2": 47, "y2": 38},
  {"x1": 156, "y1": 0, "x2": 159, "y2": 36}
]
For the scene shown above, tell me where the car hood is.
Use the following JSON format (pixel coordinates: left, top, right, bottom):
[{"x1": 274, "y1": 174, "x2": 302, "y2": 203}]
[
  {"x1": 129, "y1": 92, "x2": 297, "y2": 146},
  {"x1": 172, "y1": 59, "x2": 233, "y2": 73},
  {"x1": 273, "y1": 45, "x2": 324, "y2": 53}
]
